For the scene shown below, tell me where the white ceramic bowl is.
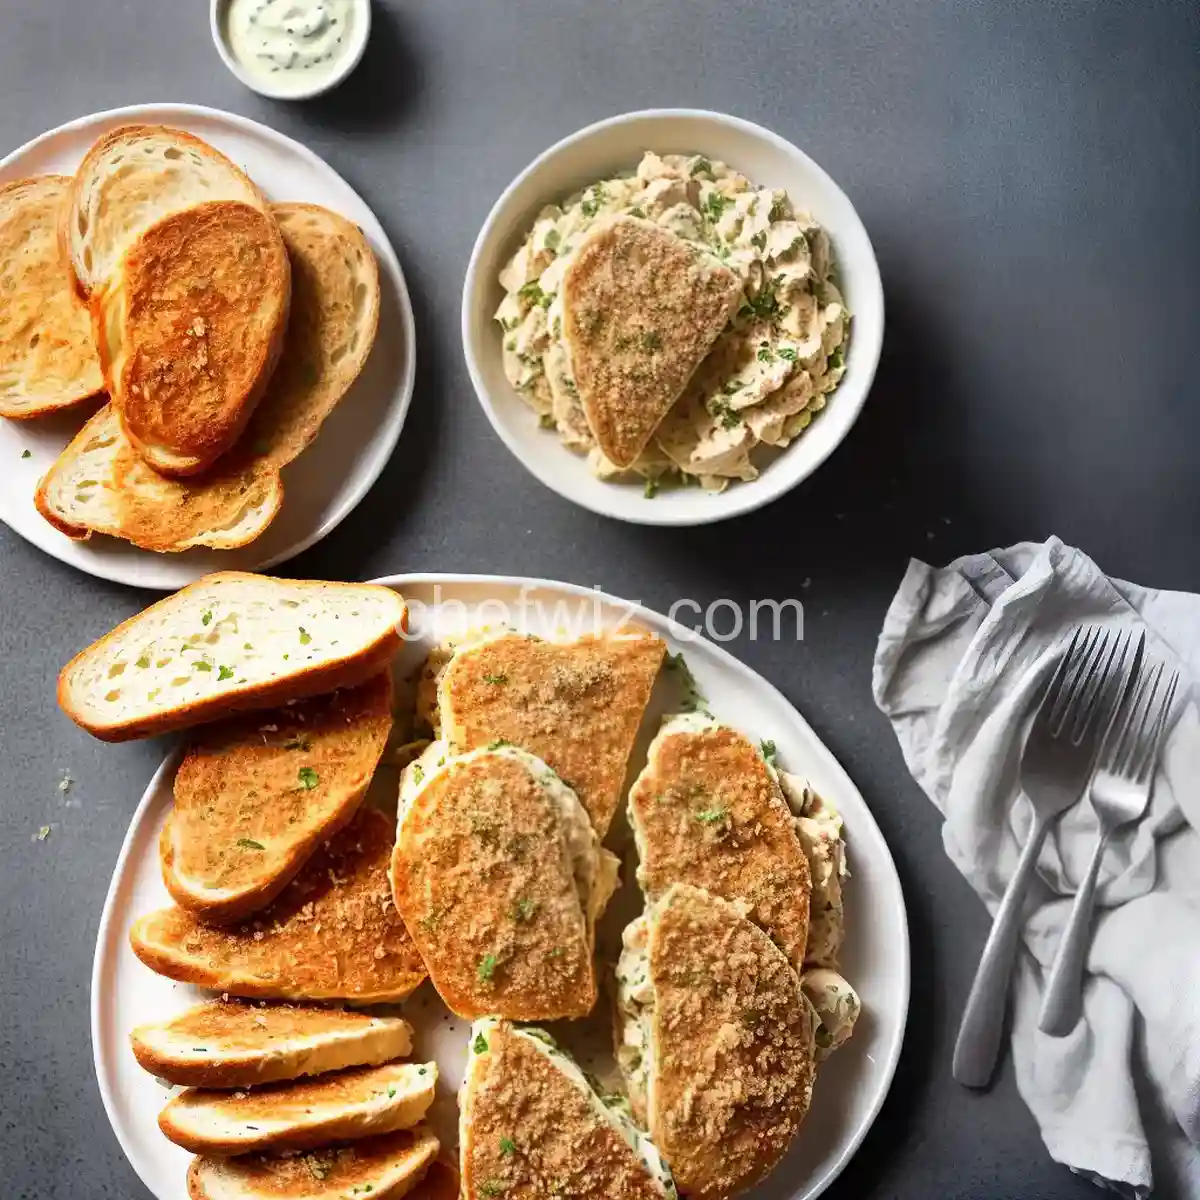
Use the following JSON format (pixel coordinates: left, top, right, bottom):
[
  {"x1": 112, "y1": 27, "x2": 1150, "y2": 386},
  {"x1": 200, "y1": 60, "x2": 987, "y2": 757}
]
[
  {"x1": 210, "y1": 0, "x2": 371, "y2": 101},
  {"x1": 463, "y1": 109, "x2": 884, "y2": 526}
]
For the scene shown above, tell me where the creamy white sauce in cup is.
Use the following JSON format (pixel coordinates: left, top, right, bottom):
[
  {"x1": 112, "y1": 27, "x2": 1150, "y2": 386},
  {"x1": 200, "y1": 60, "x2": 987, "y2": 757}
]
[{"x1": 224, "y1": 0, "x2": 359, "y2": 96}]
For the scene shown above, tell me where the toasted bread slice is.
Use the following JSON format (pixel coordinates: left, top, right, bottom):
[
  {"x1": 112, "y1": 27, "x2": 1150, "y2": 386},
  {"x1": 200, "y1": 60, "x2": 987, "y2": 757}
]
[
  {"x1": 187, "y1": 1126, "x2": 439, "y2": 1200},
  {"x1": 390, "y1": 744, "x2": 619, "y2": 1020},
  {"x1": 160, "y1": 1061, "x2": 436, "y2": 1155},
  {"x1": 130, "y1": 999, "x2": 413, "y2": 1088},
  {"x1": 67, "y1": 124, "x2": 268, "y2": 297},
  {"x1": 57, "y1": 572, "x2": 406, "y2": 742},
  {"x1": 131, "y1": 807, "x2": 426, "y2": 1003},
  {"x1": 34, "y1": 401, "x2": 278, "y2": 547},
  {"x1": 96, "y1": 199, "x2": 290, "y2": 476},
  {"x1": 242, "y1": 203, "x2": 380, "y2": 470},
  {"x1": 460, "y1": 1019, "x2": 675, "y2": 1200},
  {"x1": 33, "y1": 403, "x2": 124, "y2": 539},
  {"x1": 163, "y1": 673, "x2": 394, "y2": 923},
  {"x1": 616, "y1": 885, "x2": 816, "y2": 1200},
  {"x1": 0, "y1": 176, "x2": 103, "y2": 419},
  {"x1": 36, "y1": 202, "x2": 377, "y2": 550},
  {"x1": 437, "y1": 630, "x2": 665, "y2": 836},
  {"x1": 628, "y1": 713, "x2": 811, "y2": 968},
  {"x1": 562, "y1": 216, "x2": 740, "y2": 467}
]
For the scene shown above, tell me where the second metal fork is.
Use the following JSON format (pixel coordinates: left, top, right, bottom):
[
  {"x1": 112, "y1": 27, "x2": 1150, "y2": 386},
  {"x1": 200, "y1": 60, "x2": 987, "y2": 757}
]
[{"x1": 1038, "y1": 657, "x2": 1180, "y2": 1035}]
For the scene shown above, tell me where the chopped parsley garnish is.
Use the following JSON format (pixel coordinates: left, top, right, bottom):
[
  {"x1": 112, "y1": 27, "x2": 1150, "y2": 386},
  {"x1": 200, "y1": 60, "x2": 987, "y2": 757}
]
[
  {"x1": 750, "y1": 230, "x2": 767, "y2": 252},
  {"x1": 511, "y1": 898, "x2": 538, "y2": 923},
  {"x1": 695, "y1": 807, "x2": 729, "y2": 824},
  {"x1": 237, "y1": 838, "x2": 265, "y2": 850},
  {"x1": 829, "y1": 345, "x2": 845, "y2": 370},
  {"x1": 777, "y1": 347, "x2": 798, "y2": 362},
  {"x1": 702, "y1": 190, "x2": 730, "y2": 224},
  {"x1": 21, "y1": 449, "x2": 31, "y2": 459},
  {"x1": 739, "y1": 276, "x2": 783, "y2": 322},
  {"x1": 769, "y1": 197, "x2": 787, "y2": 222},
  {"x1": 482, "y1": 673, "x2": 508, "y2": 685},
  {"x1": 487, "y1": 738, "x2": 513, "y2": 750},
  {"x1": 760, "y1": 739, "x2": 778, "y2": 765},
  {"x1": 480, "y1": 1183, "x2": 508, "y2": 1198},
  {"x1": 499, "y1": 1137, "x2": 516, "y2": 1157},
  {"x1": 629, "y1": 206, "x2": 647, "y2": 219},
  {"x1": 690, "y1": 156, "x2": 713, "y2": 177},
  {"x1": 297, "y1": 767, "x2": 319, "y2": 789},
  {"x1": 644, "y1": 477, "x2": 660, "y2": 499},
  {"x1": 545, "y1": 228, "x2": 561, "y2": 252},
  {"x1": 473, "y1": 1032, "x2": 489, "y2": 1054},
  {"x1": 478, "y1": 954, "x2": 498, "y2": 982},
  {"x1": 757, "y1": 342, "x2": 775, "y2": 363},
  {"x1": 193, "y1": 660, "x2": 213, "y2": 672},
  {"x1": 298, "y1": 627, "x2": 312, "y2": 645},
  {"x1": 135, "y1": 655, "x2": 150, "y2": 669},
  {"x1": 707, "y1": 398, "x2": 741, "y2": 430},
  {"x1": 517, "y1": 280, "x2": 552, "y2": 310},
  {"x1": 640, "y1": 329, "x2": 662, "y2": 352},
  {"x1": 580, "y1": 183, "x2": 607, "y2": 218},
  {"x1": 538, "y1": 413, "x2": 556, "y2": 429},
  {"x1": 387, "y1": 1086, "x2": 397, "y2": 1098},
  {"x1": 201, "y1": 611, "x2": 212, "y2": 626},
  {"x1": 36, "y1": 825, "x2": 51, "y2": 842},
  {"x1": 548, "y1": 947, "x2": 564, "y2": 958},
  {"x1": 412, "y1": 764, "x2": 424, "y2": 784},
  {"x1": 217, "y1": 665, "x2": 234, "y2": 681}
]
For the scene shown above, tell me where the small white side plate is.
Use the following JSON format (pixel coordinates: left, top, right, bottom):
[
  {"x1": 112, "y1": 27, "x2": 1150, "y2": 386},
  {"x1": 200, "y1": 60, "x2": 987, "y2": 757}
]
[
  {"x1": 0, "y1": 103, "x2": 416, "y2": 590},
  {"x1": 92, "y1": 574, "x2": 909, "y2": 1200}
]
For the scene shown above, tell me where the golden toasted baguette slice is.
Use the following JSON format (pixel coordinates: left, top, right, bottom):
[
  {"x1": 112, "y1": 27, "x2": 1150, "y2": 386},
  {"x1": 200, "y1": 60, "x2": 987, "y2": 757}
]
[
  {"x1": 160, "y1": 1061, "x2": 437, "y2": 1156},
  {"x1": 615, "y1": 885, "x2": 816, "y2": 1200},
  {"x1": 66, "y1": 124, "x2": 268, "y2": 298},
  {"x1": 33, "y1": 403, "x2": 125, "y2": 539},
  {"x1": 460, "y1": 1019, "x2": 675, "y2": 1200},
  {"x1": 57, "y1": 572, "x2": 406, "y2": 742},
  {"x1": 437, "y1": 630, "x2": 665, "y2": 836},
  {"x1": 187, "y1": 1126, "x2": 439, "y2": 1200},
  {"x1": 34, "y1": 203, "x2": 379, "y2": 551},
  {"x1": 163, "y1": 673, "x2": 394, "y2": 923},
  {"x1": 562, "y1": 216, "x2": 741, "y2": 467},
  {"x1": 130, "y1": 999, "x2": 413, "y2": 1088},
  {"x1": 131, "y1": 807, "x2": 426, "y2": 1003},
  {"x1": 34, "y1": 402, "x2": 279, "y2": 546},
  {"x1": 0, "y1": 176, "x2": 103, "y2": 419},
  {"x1": 390, "y1": 744, "x2": 619, "y2": 1020},
  {"x1": 628, "y1": 713, "x2": 811, "y2": 969},
  {"x1": 241, "y1": 203, "x2": 381, "y2": 470},
  {"x1": 96, "y1": 199, "x2": 290, "y2": 476}
]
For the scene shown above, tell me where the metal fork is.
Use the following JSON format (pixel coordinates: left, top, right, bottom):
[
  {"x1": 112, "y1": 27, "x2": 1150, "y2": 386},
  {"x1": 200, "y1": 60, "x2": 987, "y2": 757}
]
[
  {"x1": 1037, "y1": 657, "x2": 1180, "y2": 1035},
  {"x1": 952, "y1": 626, "x2": 1137, "y2": 1088}
]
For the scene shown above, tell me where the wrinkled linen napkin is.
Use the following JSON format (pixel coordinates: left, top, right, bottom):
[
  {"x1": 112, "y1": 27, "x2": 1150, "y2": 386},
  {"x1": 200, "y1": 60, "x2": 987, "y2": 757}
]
[{"x1": 872, "y1": 537, "x2": 1200, "y2": 1199}]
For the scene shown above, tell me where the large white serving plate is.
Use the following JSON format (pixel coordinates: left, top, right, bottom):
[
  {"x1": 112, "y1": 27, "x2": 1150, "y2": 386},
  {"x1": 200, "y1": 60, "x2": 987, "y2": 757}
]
[
  {"x1": 93, "y1": 574, "x2": 909, "y2": 1200},
  {"x1": 0, "y1": 104, "x2": 416, "y2": 590}
]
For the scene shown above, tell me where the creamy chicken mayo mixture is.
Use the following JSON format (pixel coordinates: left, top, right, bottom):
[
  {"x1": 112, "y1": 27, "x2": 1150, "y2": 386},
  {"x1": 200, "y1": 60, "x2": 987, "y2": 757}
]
[{"x1": 496, "y1": 152, "x2": 849, "y2": 490}]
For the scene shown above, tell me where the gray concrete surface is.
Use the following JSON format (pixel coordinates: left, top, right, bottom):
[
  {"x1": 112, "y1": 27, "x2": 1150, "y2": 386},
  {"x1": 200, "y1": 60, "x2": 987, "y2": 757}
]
[{"x1": 1, "y1": 1, "x2": 1198, "y2": 1197}]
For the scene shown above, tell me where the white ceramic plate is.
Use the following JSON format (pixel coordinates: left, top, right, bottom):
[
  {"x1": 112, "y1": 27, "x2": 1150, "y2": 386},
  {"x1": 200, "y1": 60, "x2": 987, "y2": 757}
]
[
  {"x1": 93, "y1": 574, "x2": 909, "y2": 1200},
  {"x1": 462, "y1": 110, "x2": 884, "y2": 526},
  {"x1": 0, "y1": 104, "x2": 416, "y2": 590}
]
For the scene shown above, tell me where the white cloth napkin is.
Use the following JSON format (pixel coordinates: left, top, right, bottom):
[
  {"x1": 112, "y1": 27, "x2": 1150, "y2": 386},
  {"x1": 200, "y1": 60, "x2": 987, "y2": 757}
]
[{"x1": 872, "y1": 537, "x2": 1200, "y2": 1199}]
